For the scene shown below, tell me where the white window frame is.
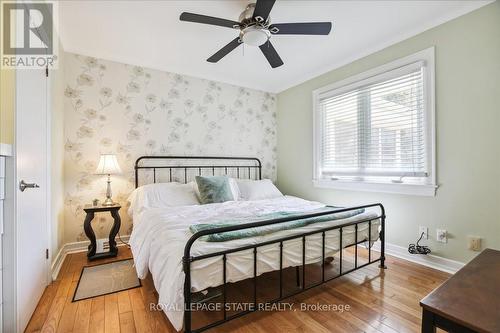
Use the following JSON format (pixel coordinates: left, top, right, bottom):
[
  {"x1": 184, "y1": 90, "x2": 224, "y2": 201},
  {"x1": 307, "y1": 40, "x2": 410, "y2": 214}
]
[{"x1": 312, "y1": 47, "x2": 437, "y2": 196}]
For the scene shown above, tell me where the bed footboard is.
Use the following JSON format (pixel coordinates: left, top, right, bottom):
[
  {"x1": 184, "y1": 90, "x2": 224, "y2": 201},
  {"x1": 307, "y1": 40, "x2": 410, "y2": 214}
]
[{"x1": 182, "y1": 203, "x2": 386, "y2": 333}]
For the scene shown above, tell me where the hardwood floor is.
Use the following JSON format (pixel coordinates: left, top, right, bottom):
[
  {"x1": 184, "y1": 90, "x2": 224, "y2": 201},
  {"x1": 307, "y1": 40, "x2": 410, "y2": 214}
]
[{"x1": 25, "y1": 247, "x2": 449, "y2": 333}]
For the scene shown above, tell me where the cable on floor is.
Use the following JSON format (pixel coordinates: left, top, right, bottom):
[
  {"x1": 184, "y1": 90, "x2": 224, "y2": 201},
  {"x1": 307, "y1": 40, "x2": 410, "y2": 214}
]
[{"x1": 408, "y1": 232, "x2": 431, "y2": 255}]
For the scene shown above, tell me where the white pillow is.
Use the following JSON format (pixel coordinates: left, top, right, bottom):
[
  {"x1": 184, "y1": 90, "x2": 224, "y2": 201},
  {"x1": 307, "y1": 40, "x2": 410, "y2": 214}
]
[
  {"x1": 236, "y1": 179, "x2": 283, "y2": 201},
  {"x1": 228, "y1": 178, "x2": 241, "y2": 201},
  {"x1": 127, "y1": 182, "x2": 200, "y2": 216}
]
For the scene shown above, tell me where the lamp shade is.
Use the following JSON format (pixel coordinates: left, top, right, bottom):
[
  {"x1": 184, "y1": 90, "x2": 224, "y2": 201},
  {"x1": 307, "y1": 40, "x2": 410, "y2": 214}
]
[{"x1": 95, "y1": 154, "x2": 122, "y2": 175}]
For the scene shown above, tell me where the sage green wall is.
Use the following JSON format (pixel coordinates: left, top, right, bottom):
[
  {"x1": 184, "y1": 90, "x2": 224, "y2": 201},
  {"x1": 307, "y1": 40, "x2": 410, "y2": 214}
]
[{"x1": 277, "y1": 2, "x2": 500, "y2": 263}]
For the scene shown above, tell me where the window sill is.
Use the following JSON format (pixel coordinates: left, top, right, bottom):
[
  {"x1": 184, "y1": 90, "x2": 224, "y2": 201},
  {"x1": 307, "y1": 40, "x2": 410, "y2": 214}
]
[{"x1": 312, "y1": 179, "x2": 438, "y2": 196}]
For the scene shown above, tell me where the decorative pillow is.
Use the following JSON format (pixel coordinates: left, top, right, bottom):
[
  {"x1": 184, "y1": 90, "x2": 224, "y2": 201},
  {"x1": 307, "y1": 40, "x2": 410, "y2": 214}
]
[
  {"x1": 127, "y1": 182, "x2": 200, "y2": 217},
  {"x1": 236, "y1": 179, "x2": 283, "y2": 201},
  {"x1": 192, "y1": 177, "x2": 240, "y2": 202},
  {"x1": 195, "y1": 176, "x2": 234, "y2": 204}
]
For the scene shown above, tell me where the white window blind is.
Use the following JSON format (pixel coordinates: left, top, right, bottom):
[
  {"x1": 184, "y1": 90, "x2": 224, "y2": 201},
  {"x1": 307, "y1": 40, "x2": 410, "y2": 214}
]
[{"x1": 318, "y1": 62, "x2": 428, "y2": 179}]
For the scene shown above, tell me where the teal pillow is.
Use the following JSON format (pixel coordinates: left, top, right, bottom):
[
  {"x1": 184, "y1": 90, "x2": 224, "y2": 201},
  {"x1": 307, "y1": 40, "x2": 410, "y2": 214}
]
[{"x1": 195, "y1": 176, "x2": 234, "y2": 204}]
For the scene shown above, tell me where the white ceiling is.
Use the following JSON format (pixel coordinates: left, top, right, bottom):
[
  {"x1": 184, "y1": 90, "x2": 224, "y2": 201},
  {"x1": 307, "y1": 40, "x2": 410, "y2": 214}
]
[{"x1": 59, "y1": 0, "x2": 490, "y2": 93}]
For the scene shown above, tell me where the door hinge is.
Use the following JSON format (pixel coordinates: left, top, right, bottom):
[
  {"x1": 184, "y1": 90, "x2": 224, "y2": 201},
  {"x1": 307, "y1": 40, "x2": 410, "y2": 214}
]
[
  {"x1": 45, "y1": 66, "x2": 49, "y2": 77},
  {"x1": 46, "y1": 249, "x2": 49, "y2": 259}
]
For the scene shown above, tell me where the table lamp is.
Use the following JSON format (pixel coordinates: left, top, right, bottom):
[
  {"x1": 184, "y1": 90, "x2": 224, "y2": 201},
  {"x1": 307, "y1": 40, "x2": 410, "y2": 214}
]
[{"x1": 95, "y1": 154, "x2": 122, "y2": 206}]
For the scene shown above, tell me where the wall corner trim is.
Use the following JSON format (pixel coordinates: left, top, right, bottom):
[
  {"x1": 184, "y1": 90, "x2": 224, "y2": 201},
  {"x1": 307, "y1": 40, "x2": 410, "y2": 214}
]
[
  {"x1": 0, "y1": 143, "x2": 13, "y2": 156},
  {"x1": 51, "y1": 235, "x2": 131, "y2": 280}
]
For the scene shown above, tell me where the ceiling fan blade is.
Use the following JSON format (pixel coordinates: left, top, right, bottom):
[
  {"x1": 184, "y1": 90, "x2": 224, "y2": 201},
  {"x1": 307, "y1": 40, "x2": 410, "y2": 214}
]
[
  {"x1": 269, "y1": 22, "x2": 332, "y2": 35},
  {"x1": 180, "y1": 12, "x2": 240, "y2": 29},
  {"x1": 253, "y1": 0, "x2": 276, "y2": 22},
  {"x1": 207, "y1": 37, "x2": 242, "y2": 63},
  {"x1": 259, "y1": 42, "x2": 284, "y2": 68}
]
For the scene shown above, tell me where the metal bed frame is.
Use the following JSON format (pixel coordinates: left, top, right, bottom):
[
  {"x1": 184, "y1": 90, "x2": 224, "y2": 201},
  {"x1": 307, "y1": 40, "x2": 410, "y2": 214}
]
[{"x1": 135, "y1": 156, "x2": 386, "y2": 333}]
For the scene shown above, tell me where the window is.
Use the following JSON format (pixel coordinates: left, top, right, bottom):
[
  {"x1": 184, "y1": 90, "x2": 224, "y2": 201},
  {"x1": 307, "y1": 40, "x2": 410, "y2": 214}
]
[{"x1": 313, "y1": 48, "x2": 436, "y2": 196}]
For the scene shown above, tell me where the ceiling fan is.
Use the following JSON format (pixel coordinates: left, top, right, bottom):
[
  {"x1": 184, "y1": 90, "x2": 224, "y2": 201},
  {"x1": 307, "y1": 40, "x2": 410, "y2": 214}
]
[{"x1": 180, "y1": 0, "x2": 332, "y2": 68}]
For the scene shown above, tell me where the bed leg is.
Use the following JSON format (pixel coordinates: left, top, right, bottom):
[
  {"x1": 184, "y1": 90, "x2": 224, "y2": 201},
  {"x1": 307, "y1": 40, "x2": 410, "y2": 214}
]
[
  {"x1": 295, "y1": 266, "x2": 300, "y2": 287},
  {"x1": 379, "y1": 258, "x2": 387, "y2": 269},
  {"x1": 379, "y1": 214, "x2": 387, "y2": 269},
  {"x1": 183, "y1": 256, "x2": 192, "y2": 333},
  {"x1": 379, "y1": 237, "x2": 387, "y2": 269}
]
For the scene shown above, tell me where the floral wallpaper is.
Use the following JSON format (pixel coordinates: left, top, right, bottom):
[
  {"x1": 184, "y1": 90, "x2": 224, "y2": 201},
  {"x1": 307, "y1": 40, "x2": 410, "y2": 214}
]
[{"x1": 63, "y1": 53, "x2": 277, "y2": 243}]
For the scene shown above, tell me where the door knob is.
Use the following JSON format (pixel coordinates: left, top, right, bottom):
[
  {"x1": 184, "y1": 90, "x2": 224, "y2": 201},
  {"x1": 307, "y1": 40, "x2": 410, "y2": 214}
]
[{"x1": 19, "y1": 180, "x2": 40, "y2": 192}]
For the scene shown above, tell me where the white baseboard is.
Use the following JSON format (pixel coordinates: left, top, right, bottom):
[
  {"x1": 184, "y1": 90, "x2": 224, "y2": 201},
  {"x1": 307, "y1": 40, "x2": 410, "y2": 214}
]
[
  {"x1": 372, "y1": 241, "x2": 465, "y2": 274},
  {"x1": 51, "y1": 247, "x2": 66, "y2": 281},
  {"x1": 51, "y1": 235, "x2": 130, "y2": 280}
]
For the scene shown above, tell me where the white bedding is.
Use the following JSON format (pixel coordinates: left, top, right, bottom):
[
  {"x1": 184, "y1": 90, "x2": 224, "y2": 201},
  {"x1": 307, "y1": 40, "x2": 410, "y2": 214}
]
[{"x1": 129, "y1": 196, "x2": 380, "y2": 331}]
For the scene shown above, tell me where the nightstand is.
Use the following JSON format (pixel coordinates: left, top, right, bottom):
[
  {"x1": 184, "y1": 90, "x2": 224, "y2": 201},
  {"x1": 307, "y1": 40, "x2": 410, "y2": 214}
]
[{"x1": 83, "y1": 203, "x2": 121, "y2": 260}]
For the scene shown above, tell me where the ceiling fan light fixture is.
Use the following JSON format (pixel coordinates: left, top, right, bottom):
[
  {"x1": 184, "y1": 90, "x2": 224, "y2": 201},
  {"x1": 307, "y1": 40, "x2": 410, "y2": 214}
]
[
  {"x1": 180, "y1": 0, "x2": 332, "y2": 68},
  {"x1": 240, "y1": 26, "x2": 270, "y2": 46}
]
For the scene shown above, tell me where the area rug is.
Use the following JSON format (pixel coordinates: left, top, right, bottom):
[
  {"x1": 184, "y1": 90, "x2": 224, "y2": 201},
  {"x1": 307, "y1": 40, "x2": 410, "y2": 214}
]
[{"x1": 73, "y1": 258, "x2": 141, "y2": 301}]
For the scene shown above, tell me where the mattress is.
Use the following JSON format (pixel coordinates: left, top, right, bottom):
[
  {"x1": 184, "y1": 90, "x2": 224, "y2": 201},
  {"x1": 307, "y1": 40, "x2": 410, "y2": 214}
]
[{"x1": 129, "y1": 196, "x2": 380, "y2": 331}]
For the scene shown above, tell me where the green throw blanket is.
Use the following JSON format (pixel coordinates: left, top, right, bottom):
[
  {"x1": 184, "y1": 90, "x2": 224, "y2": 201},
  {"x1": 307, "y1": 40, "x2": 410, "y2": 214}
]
[{"x1": 189, "y1": 206, "x2": 365, "y2": 242}]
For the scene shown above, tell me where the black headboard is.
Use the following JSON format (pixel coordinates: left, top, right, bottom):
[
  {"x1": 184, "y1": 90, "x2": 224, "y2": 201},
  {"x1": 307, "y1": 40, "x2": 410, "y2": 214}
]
[{"x1": 134, "y1": 156, "x2": 262, "y2": 188}]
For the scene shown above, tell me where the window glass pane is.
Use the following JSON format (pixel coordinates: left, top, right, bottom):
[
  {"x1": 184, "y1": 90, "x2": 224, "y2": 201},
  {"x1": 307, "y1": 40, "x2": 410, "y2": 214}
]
[{"x1": 319, "y1": 66, "x2": 427, "y2": 179}]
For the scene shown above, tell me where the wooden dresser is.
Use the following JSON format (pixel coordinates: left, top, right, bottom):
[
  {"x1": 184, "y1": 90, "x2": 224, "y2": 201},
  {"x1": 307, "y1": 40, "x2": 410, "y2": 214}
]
[{"x1": 420, "y1": 248, "x2": 500, "y2": 333}]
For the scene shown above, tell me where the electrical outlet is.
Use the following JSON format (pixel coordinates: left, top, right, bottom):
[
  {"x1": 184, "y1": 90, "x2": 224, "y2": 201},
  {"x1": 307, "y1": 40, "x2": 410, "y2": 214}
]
[
  {"x1": 468, "y1": 236, "x2": 481, "y2": 251},
  {"x1": 419, "y1": 226, "x2": 428, "y2": 239},
  {"x1": 436, "y1": 229, "x2": 447, "y2": 243}
]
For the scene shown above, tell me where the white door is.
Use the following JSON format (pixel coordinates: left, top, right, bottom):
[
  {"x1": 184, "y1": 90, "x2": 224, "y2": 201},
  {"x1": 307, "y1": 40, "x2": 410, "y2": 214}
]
[{"x1": 15, "y1": 67, "x2": 49, "y2": 331}]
